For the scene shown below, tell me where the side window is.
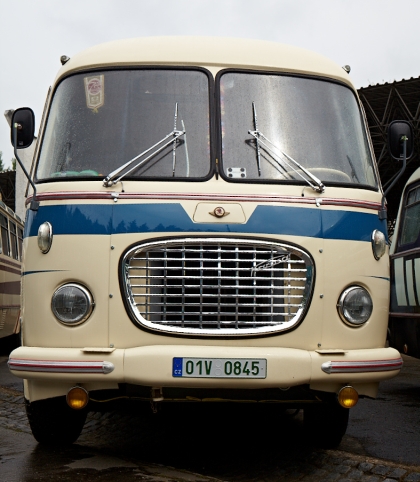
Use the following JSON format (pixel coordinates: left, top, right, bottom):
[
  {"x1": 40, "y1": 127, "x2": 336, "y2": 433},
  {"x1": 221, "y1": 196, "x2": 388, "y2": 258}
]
[
  {"x1": 10, "y1": 222, "x2": 19, "y2": 261},
  {"x1": 18, "y1": 227, "x2": 23, "y2": 261},
  {"x1": 400, "y1": 185, "x2": 420, "y2": 246},
  {"x1": 0, "y1": 214, "x2": 10, "y2": 257}
]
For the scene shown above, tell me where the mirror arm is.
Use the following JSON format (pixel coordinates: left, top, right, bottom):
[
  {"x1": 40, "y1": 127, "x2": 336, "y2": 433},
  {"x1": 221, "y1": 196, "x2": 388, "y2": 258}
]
[
  {"x1": 13, "y1": 123, "x2": 39, "y2": 211},
  {"x1": 378, "y1": 136, "x2": 408, "y2": 221}
]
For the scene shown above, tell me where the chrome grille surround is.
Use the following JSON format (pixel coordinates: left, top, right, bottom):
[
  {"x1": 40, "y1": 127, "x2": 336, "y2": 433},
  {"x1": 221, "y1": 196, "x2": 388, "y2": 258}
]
[{"x1": 122, "y1": 237, "x2": 314, "y2": 336}]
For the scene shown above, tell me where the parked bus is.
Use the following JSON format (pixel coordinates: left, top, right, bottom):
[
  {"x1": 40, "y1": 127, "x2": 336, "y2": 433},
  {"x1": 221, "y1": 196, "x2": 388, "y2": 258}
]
[
  {"x1": 8, "y1": 37, "x2": 403, "y2": 448},
  {"x1": 389, "y1": 166, "x2": 420, "y2": 359},
  {"x1": 0, "y1": 200, "x2": 23, "y2": 343}
]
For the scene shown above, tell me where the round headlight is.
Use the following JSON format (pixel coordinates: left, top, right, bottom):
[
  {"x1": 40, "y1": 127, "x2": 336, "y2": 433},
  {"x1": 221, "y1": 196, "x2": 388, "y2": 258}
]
[
  {"x1": 371, "y1": 229, "x2": 386, "y2": 260},
  {"x1": 51, "y1": 284, "x2": 94, "y2": 325},
  {"x1": 38, "y1": 222, "x2": 53, "y2": 254},
  {"x1": 337, "y1": 286, "x2": 373, "y2": 326}
]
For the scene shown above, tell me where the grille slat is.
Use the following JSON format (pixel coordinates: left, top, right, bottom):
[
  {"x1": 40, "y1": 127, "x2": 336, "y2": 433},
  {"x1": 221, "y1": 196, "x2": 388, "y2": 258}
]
[
  {"x1": 132, "y1": 292, "x2": 304, "y2": 298},
  {"x1": 131, "y1": 249, "x2": 301, "y2": 256},
  {"x1": 122, "y1": 237, "x2": 314, "y2": 336},
  {"x1": 131, "y1": 278, "x2": 305, "y2": 290},
  {"x1": 135, "y1": 302, "x2": 303, "y2": 308},
  {"x1": 128, "y1": 276, "x2": 308, "y2": 282},
  {"x1": 149, "y1": 317, "x2": 293, "y2": 323},
  {"x1": 129, "y1": 262, "x2": 306, "y2": 268}
]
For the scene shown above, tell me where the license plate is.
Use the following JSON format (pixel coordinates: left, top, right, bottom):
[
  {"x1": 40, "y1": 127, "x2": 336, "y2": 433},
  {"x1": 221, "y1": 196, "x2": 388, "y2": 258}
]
[{"x1": 172, "y1": 358, "x2": 266, "y2": 379}]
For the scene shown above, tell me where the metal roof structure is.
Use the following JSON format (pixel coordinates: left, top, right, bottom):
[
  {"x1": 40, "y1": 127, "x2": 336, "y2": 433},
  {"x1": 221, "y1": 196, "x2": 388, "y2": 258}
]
[{"x1": 358, "y1": 77, "x2": 420, "y2": 232}]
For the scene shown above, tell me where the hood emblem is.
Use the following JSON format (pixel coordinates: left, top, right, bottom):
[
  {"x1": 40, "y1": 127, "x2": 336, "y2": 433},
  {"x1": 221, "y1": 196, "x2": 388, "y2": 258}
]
[
  {"x1": 210, "y1": 207, "x2": 230, "y2": 218},
  {"x1": 252, "y1": 253, "x2": 292, "y2": 275}
]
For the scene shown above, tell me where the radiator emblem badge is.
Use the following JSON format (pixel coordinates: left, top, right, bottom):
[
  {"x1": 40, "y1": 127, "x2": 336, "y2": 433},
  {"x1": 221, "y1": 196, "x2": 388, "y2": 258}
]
[
  {"x1": 252, "y1": 253, "x2": 292, "y2": 275},
  {"x1": 210, "y1": 207, "x2": 229, "y2": 218}
]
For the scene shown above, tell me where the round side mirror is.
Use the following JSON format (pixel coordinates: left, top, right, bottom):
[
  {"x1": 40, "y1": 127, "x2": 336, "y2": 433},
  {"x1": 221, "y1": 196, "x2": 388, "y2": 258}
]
[{"x1": 387, "y1": 120, "x2": 414, "y2": 160}]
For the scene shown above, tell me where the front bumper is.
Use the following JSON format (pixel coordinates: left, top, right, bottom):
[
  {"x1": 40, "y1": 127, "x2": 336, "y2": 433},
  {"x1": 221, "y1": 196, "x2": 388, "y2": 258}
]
[{"x1": 9, "y1": 345, "x2": 402, "y2": 392}]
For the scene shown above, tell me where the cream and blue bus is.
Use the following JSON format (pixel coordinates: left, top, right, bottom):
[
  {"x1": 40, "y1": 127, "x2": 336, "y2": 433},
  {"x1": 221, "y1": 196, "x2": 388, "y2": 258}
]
[
  {"x1": 0, "y1": 200, "x2": 23, "y2": 345},
  {"x1": 389, "y1": 165, "x2": 420, "y2": 359},
  {"x1": 8, "y1": 37, "x2": 403, "y2": 448}
]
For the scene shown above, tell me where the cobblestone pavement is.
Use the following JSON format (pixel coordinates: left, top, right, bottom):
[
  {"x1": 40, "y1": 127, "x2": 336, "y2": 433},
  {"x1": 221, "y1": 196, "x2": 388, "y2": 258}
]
[{"x1": 1, "y1": 386, "x2": 420, "y2": 482}]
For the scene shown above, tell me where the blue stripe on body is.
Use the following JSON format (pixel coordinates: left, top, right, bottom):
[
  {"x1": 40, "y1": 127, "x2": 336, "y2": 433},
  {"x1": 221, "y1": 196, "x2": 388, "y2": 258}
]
[{"x1": 24, "y1": 203, "x2": 387, "y2": 242}]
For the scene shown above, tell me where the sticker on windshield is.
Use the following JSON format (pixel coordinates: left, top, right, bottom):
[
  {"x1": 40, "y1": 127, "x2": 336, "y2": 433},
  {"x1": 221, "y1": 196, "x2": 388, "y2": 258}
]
[
  {"x1": 227, "y1": 167, "x2": 246, "y2": 178},
  {"x1": 84, "y1": 75, "x2": 104, "y2": 113}
]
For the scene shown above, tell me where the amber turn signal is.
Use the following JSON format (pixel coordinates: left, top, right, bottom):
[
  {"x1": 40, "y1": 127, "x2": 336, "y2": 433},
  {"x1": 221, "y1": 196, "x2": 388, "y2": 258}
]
[
  {"x1": 337, "y1": 385, "x2": 358, "y2": 408},
  {"x1": 66, "y1": 386, "x2": 89, "y2": 410}
]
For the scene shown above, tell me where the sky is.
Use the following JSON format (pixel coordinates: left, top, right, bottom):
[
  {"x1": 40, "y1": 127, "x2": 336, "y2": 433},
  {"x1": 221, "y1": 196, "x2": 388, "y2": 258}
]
[{"x1": 1, "y1": 0, "x2": 420, "y2": 167}]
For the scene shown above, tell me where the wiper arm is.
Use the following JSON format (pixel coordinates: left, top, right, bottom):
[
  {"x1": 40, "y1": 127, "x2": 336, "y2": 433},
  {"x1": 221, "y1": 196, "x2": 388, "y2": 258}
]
[
  {"x1": 103, "y1": 103, "x2": 185, "y2": 187},
  {"x1": 248, "y1": 103, "x2": 325, "y2": 193}
]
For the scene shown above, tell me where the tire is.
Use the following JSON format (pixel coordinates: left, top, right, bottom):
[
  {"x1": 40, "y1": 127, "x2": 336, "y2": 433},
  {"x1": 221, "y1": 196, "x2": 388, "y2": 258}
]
[
  {"x1": 0, "y1": 333, "x2": 21, "y2": 355},
  {"x1": 25, "y1": 397, "x2": 87, "y2": 445},
  {"x1": 304, "y1": 402, "x2": 349, "y2": 449}
]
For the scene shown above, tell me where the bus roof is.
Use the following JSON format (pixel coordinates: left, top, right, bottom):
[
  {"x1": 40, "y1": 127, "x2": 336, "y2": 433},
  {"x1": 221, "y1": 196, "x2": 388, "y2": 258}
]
[{"x1": 55, "y1": 37, "x2": 354, "y2": 88}]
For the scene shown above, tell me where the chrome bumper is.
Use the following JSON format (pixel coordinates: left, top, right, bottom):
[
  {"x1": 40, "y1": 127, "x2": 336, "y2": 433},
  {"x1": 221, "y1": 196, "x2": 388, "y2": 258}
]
[{"x1": 8, "y1": 345, "x2": 402, "y2": 390}]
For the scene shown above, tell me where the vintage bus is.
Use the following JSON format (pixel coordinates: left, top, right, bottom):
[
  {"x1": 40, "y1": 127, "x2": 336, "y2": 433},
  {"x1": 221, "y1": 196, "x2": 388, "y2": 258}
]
[
  {"x1": 8, "y1": 37, "x2": 403, "y2": 448},
  {"x1": 0, "y1": 200, "x2": 23, "y2": 344},
  {"x1": 389, "y1": 166, "x2": 420, "y2": 359}
]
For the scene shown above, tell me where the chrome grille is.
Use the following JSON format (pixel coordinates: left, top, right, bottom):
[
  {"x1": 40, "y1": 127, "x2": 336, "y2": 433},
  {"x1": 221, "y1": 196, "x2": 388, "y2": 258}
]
[{"x1": 122, "y1": 238, "x2": 314, "y2": 336}]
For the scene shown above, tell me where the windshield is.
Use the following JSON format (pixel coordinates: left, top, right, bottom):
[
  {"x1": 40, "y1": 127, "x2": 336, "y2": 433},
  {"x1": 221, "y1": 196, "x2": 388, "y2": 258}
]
[
  {"x1": 36, "y1": 69, "x2": 211, "y2": 180},
  {"x1": 219, "y1": 72, "x2": 377, "y2": 188}
]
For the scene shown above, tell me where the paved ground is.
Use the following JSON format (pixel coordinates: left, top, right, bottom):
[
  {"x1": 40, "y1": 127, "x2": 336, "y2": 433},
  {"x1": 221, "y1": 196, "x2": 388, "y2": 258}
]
[
  {"x1": 1, "y1": 346, "x2": 420, "y2": 482},
  {"x1": 1, "y1": 387, "x2": 420, "y2": 482}
]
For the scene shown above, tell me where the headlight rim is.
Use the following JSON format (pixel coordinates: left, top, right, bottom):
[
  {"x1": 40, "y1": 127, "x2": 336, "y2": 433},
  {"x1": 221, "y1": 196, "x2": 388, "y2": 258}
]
[
  {"x1": 51, "y1": 283, "x2": 94, "y2": 326},
  {"x1": 337, "y1": 285, "x2": 373, "y2": 327}
]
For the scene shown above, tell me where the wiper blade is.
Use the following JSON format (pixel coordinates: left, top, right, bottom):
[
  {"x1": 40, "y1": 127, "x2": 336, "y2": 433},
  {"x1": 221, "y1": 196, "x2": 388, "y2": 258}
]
[
  {"x1": 248, "y1": 103, "x2": 325, "y2": 193},
  {"x1": 172, "y1": 103, "x2": 179, "y2": 176},
  {"x1": 103, "y1": 103, "x2": 185, "y2": 187},
  {"x1": 252, "y1": 102, "x2": 262, "y2": 176}
]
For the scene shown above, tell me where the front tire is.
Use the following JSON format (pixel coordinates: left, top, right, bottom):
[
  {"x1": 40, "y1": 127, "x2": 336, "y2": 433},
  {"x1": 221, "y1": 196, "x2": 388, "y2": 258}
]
[
  {"x1": 25, "y1": 397, "x2": 87, "y2": 445},
  {"x1": 304, "y1": 402, "x2": 349, "y2": 449}
]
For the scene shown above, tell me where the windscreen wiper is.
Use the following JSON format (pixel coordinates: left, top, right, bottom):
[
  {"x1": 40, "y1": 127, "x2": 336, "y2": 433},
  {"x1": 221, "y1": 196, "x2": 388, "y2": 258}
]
[
  {"x1": 103, "y1": 103, "x2": 185, "y2": 187},
  {"x1": 248, "y1": 103, "x2": 325, "y2": 193}
]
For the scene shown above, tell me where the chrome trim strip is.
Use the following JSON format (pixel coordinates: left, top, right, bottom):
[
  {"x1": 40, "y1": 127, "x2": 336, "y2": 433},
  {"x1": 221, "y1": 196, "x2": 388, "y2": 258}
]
[
  {"x1": 0, "y1": 258, "x2": 22, "y2": 270},
  {"x1": 27, "y1": 192, "x2": 381, "y2": 211},
  {"x1": 391, "y1": 247, "x2": 420, "y2": 259},
  {"x1": 321, "y1": 358, "x2": 403, "y2": 374},
  {"x1": 389, "y1": 312, "x2": 420, "y2": 318},
  {"x1": 8, "y1": 358, "x2": 114, "y2": 374}
]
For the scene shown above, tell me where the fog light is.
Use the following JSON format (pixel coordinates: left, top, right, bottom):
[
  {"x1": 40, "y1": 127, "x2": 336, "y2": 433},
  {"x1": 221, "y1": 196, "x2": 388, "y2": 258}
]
[
  {"x1": 67, "y1": 386, "x2": 89, "y2": 410},
  {"x1": 337, "y1": 385, "x2": 358, "y2": 408}
]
